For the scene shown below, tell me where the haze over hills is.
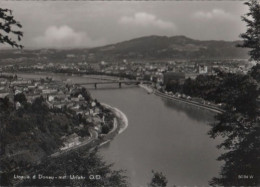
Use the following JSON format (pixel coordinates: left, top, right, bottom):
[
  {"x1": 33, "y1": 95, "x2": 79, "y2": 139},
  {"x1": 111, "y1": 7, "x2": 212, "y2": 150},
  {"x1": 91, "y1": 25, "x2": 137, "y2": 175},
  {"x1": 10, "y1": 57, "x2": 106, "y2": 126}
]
[{"x1": 0, "y1": 35, "x2": 249, "y2": 62}]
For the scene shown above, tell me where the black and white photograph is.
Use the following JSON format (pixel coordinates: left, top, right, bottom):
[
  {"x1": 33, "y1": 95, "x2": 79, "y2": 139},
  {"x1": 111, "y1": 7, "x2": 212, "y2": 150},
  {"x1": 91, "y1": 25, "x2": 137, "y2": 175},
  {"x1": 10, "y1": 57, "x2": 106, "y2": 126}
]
[{"x1": 0, "y1": 0, "x2": 259, "y2": 186}]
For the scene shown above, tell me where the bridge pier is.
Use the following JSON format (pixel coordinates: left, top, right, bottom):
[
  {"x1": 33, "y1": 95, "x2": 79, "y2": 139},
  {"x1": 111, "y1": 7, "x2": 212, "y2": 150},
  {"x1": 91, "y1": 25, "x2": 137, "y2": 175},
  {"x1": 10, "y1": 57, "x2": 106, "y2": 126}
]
[{"x1": 119, "y1": 82, "x2": 121, "y2": 88}]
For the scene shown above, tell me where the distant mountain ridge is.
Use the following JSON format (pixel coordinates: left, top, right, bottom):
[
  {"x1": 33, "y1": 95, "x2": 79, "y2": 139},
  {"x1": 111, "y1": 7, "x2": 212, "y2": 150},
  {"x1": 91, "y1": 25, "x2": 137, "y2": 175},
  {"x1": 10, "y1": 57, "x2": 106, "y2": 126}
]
[
  {"x1": 89, "y1": 35, "x2": 249, "y2": 60},
  {"x1": 0, "y1": 35, "x2": 249, "y2": 61}
]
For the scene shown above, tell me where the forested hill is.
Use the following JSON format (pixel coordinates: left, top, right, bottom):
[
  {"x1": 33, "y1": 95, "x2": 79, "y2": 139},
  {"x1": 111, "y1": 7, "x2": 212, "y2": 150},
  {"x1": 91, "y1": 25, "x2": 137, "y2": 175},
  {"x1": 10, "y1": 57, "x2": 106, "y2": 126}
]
[
  {"x1": 0, "y1": 35, "x2": 249, "y2": 62},
  {"x1": 89, "y1": 35, "x2": 249, "y2": 60}
]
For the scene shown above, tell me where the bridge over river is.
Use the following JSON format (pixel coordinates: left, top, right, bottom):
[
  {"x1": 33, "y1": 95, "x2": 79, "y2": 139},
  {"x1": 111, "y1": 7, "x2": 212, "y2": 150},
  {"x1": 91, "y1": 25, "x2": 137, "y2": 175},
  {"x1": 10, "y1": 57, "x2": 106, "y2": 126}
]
[{"x1": 77, "y1": 80, "x2": 141, "y2": 88}]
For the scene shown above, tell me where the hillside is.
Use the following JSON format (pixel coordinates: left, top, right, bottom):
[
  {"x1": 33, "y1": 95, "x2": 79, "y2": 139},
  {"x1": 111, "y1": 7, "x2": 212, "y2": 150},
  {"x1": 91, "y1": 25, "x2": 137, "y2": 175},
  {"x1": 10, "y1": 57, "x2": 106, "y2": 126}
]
[
  {"x1": 0, "y1": 35, "x2": 249, "y2": 62},
  {"x1": 89, "y1": 35, "x2": 249, "y2": 60},
  {"x1": 0, "y1": 90, "x2": 126, "y2": 186}
]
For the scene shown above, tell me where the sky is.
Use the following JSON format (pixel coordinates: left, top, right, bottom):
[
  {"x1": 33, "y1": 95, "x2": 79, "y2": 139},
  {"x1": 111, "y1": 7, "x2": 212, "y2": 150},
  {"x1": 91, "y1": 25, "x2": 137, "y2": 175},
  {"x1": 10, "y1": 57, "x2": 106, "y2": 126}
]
[{"x1": 0, "y1": 1, "x2": 248, "y2": 49}]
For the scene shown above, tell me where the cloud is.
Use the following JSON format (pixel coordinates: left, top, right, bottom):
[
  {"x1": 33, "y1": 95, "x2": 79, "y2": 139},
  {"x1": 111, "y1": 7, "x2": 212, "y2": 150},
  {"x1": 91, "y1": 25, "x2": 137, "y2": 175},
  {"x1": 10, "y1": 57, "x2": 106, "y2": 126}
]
[
  {"x1": 119, "y1": 12, "x2": 176, "y2": 30},
  {"x1": 192, "y1": 9, "x2": 235, "y2": 21},
  {"x1": 34, "y1": 25, "x2": 105, "y2": 48}
]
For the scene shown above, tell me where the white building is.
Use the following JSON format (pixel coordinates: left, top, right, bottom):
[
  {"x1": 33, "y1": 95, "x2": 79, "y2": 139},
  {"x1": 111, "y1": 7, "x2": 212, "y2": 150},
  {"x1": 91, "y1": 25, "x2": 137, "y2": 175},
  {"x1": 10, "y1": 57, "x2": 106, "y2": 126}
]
[{"x1": 198, "y1": 65, "x2": 208, "y2": 74}]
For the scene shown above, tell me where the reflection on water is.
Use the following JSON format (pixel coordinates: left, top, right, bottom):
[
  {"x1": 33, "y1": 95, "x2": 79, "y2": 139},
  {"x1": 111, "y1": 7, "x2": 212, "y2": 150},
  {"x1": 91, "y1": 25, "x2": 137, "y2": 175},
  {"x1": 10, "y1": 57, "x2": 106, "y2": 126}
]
[{"x1": 161, "y1": 97, "x2": 216, "y2": 123}]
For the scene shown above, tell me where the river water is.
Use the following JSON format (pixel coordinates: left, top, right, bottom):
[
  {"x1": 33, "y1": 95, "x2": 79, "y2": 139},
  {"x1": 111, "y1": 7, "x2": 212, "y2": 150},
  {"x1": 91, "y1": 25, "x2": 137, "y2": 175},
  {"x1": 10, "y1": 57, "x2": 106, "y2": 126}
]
[{"x1": 18, "y1": 73, "x2": 222, "y2": 187}]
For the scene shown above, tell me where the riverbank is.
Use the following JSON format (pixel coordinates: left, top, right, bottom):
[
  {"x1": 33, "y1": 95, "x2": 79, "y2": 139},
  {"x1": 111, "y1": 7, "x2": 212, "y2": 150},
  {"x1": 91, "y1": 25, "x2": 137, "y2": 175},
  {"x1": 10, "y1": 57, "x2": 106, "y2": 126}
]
[
  {"x1": 97, "y1": 104, "x2": 128, "y2": 147},
  {"x1": 139, "y1": 83, "x2": 153, "y2": 94},
  {"x1": 138, "y1": 83, "x2": 224, "y2": 114},
  {"x1": 101, "y1": 103, "x2": 128, "y2": 135},
  {"x1": 11, "y1": 72, "x2": 129, "y2": 157},
  {"x1": 50, "y1": 103, "x2": 128, "y2": 158},
  {"x1": 154, "y1": 90, "x2": 224, "y2": 114}
]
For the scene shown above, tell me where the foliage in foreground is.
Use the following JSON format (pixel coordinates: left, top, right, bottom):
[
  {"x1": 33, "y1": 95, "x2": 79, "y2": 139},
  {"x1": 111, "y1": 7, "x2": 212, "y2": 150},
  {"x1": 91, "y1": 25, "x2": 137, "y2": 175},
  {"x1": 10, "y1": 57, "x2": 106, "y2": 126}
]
[
  {"x1": 237, "y1": 0, "x2": 260, "y2": 62},
  {"x1": 208, "y1": 1, "x2": 260, "y2": 185},
  {"x1": 148, "y1": 171, "x2": 168, "y2": 187},
  {"x1": 209, "y1": 110, "x2": 259, "y2": 186},
  {"x1": 19, "y1": 150, "x2": 128, "y2": 187},
  {"x1": 0, "y1": 8, "x2": 23, "y2": 48}
]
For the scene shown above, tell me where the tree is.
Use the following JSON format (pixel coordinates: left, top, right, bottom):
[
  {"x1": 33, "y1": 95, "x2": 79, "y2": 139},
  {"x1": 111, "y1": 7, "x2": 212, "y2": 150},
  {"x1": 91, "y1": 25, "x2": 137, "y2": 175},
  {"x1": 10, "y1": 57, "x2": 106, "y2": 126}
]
[
  {"x1": 0, "y1": 8, "x2": 23, "y2": 48},
  {"x1": 148, "y1": 170, "x2": 168, "y2": 187},
  {"x1": 70, "y1": 87, "x2": 92, "y2": 101},
  {"x1": 31, "y1": 96, "x2": 48, "y2": 114},
  {"x1": 216, "y1": 74, "x2": 259, "y2": 118},
  {"x1": 165, "y1": 80, "x2": 180, "y2": 93},
  {"x1": 14, "y1": 93, "x2": 27, "y2": 104},
  {"x1": 209, "y1": 113, "x2": 259, "y2": 186},
  {"x1": 20, "y1": 150, "x2": 128, "y2": 187},
  {"x1": 208, "y1": 1, "x2": 260, "y2": 185},
  {"x1": 237, "y1": 0, "x2": 260, "y2": 62},
  {"x1": 0, "y1": 97, "x2": 12, "y2": 112},
  {"x1": 182, "y1": 78, "x2": 194, "y2": 96},
  {"x1": 249, "y1": 63, "x2": 260, "y2": 82}
]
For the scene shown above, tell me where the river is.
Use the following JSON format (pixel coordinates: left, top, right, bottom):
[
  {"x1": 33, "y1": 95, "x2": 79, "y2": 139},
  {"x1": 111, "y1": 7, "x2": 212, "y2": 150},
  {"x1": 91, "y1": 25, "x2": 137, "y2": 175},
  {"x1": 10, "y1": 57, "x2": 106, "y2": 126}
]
[{"x1": 18, "y1": 73, "x2": 222, "y2": 187}]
